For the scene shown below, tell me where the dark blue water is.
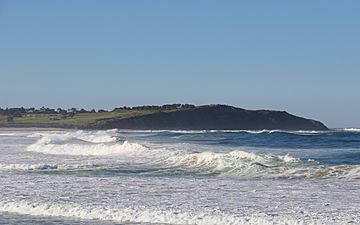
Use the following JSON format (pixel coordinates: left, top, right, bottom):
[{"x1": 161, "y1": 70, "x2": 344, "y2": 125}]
[{"x1": 128, "y1": 129, "x2": 360, "y2": 166}]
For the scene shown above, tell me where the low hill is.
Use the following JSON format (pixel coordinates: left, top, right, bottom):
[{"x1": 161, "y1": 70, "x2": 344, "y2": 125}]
[
  {"x1": 0, "y1": 104, "x2": 328, "y2": 130},
  {"x1": 92, "y1": 105, "x2": 328, "y2": 131}
]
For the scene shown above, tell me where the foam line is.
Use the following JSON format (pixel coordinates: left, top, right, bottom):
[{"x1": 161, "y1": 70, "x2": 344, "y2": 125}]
[{"x1": 0, "y1": 200, "x2": 335, "y2": 225}]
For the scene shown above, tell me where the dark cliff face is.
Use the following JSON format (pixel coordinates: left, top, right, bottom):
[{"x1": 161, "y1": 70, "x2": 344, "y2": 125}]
[{"x1": 94, "y1": 105, "x2": 328, "y2": 131}]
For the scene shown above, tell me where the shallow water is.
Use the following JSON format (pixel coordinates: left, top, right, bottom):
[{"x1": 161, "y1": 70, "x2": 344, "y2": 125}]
[{"x1": 0, "y1": 129, "x2": 359, "y2": 224}]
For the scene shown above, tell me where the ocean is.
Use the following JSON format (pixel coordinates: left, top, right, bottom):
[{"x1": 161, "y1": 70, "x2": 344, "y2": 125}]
[{"x1": 0, "y1": 129, "x2": 359, "y2": 224}]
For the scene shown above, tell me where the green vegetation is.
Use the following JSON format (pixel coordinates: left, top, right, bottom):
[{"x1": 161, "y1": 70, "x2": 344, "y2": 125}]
[
  {"x1": 0, "y1": 104, "x2": 329, "y2": 130},
  {"x1": 0, "y1": 104, "x2": 195, "y2": 128}
]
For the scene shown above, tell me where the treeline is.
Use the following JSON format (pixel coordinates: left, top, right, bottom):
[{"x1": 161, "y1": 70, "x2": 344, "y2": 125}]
[
  {"x1": 113, "y1": 104, "x2": 195, "y2": 111},
  {"x1": 0, "y1": 104, "x2": 196, "y2": 118},
  {"x1": 0, "y1": 107, "x2": 98, "y2": 117}
]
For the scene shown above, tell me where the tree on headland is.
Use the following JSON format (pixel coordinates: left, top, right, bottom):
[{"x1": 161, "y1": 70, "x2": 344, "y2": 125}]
[
  {"x1": 79, "y1": 108, "x2": 88, "y2": 113},
  {"x1": 69, "y1": 108, "x2": 78, "y2": 114},
  {"x1": 0, "y1": 107, "x2": 26, "y2": 117},
  {"x1": 57, "y1": 108, "x2": 67, "y2": 115},
  {"x1": 117, "y1": 104, "x2": 195, "y2": 111},
  {"x1": 0, "y1": 104, "x2": 197, "y2": 117}
]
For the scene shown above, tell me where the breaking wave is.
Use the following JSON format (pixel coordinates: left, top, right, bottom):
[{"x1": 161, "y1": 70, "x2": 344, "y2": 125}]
[
  {"x1": 21, "y1": 131, "x2": 360, "y2": 179},
  {"x1": 0, "y1": 133, "x2": 17, "y2": 136},
  {"x1": 27, "y1": 129, "x2": 119, "y2": 143},
  {"x1": 343, "y1": 128, "x2": 360, "y2": 132},
  {"x1": 26, "y1": 130, "x2": 146, "y2": 156},
  {"x1": 0, "y1": 200, "x2": 343, "y2": 225},
  {"x1": 27, "y1": 139, "x2": 145, "y2": 156},
  {"x1": 160, "y1": 129, "x2": 329, "y2": 135},
  {"x1": 2, "y1": 161, "x2": 359, "y2": 179}
]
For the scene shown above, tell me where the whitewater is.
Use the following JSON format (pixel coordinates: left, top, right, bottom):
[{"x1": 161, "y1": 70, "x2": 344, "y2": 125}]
[{"x1": 0, "y1": 129, "x2": 359, "y2": 224}]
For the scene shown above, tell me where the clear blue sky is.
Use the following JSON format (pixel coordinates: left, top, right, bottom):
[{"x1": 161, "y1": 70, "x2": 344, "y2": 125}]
[{"x1": 0, "y1": 0, "x2": 359, "y2": 127}]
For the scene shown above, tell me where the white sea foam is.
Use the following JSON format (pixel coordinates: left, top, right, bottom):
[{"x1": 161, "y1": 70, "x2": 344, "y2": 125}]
[
  {"x1": 168, "y1": 130, "x2": 208, "y2": 134},
  {"x1": 3, "y1": 161, "x2": 358, "y2": 179},
  {"x1": 0, "y1": 163, "x2": 98, "y2": 171},
  {"x1": 22, "y1": 130, "x2": 360, "y2": 179},
  {"x1": 25, "y1": 131, "x2": 300, "y2": 177},
  {"x1": 166, "y1": 129, "x2": 271, "y2": 134},
  {"x1": 0, "y1": 163, "x2": 58, "y2": 171},
  {"x1": 27, "y1": 129, "x2": 119, "y2": 143},
  {"x1": 163, "y1": 150, "x2": 301, "y2": 176},
  {"x1": 274, "y1": 165, "x2": 360, "y2": 179},
  {"x1": 0, "y1": 132, "x2": 31, "y2": 137},
  {"x1": 27, "y1": 138, "x2": 146, "y2": 156},
  {"x1": 0, "y1": 133, "x2": 17, "y2": 136},
  {"x1": 156, "y1": 129, "x2": 327, "y2": 135},
  {"x1": 1, "y1": 129, "x2": 359, "y2": 225},
  {"x1": 25, "y1": 129, "x2": 147, "y2": 156},
  {"x1": 343, "y1": 128, "x2": 360, "y2": 132},
  {"x1": 163, "y1": 151, "x2": 360, "y2": 178},
  {"x1": 0, "y1": 200, "x2": 343, "y2": 225},
  {"x1": 26, "y1": 130, "x2": 299, "y2": 161}
]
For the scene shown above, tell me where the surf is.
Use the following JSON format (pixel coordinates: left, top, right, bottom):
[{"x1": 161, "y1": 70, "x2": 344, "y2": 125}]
[
  {"x1": 0, "y1": 200, "x2": 341, "y2": 225},
  {"x1": 21, "y1": 130, "x2": 360, "y2": 179}
]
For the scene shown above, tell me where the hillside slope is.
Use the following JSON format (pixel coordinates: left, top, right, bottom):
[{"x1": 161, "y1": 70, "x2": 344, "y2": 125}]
[{"x1": 93, "y1": 105, "x2": 328, "y2": 131}]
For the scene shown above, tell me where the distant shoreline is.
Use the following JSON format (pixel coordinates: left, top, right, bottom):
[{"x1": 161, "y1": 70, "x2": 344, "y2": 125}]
[
  {"x1": 0, "y1": 127, "x2": 70, "y2": 131},
  {"x1": 0, "y1": 104, "x2": 329, "y2": 131}
]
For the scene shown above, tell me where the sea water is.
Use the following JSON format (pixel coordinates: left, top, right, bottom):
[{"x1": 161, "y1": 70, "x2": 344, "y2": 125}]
[{"x1": 0, "y1": 129, "x2": 359, "y2": 224}]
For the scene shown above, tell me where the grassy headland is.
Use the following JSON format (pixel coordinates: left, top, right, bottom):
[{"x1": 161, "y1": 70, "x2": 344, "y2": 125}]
[
  {"x1": 0, "y1": 104, "x2": 195, "y2": 129},
  {"x1": 0, "y1": 104, "x2": 328, "y2": 130}
]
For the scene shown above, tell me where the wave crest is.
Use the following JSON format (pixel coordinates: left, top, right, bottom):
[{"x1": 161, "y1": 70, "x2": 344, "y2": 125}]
[
  {"x1": 343, "y1": 128, "x2": 360, "y2": 132},
  {"x1": 27, "y1": 129, "x2": 119, "y2": 143},
  {"x1": 22, "y1": 130, "x2": 360, "y2": 179},
  {"x1": 26, "y1": 130, "x2": 146, "y2": 156},
  {"x1": 162, "y1": 150, "x2": 302, "y2": 177},
  {"x1": 27, "y1": 139, "x2": 146, "y2": 156}
]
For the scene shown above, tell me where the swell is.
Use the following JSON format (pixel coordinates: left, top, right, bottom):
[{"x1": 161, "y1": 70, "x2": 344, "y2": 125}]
[
  {"x1": 21, "y1": 130, "x2": 360, "y2": 179},
  {"x1": 2, "y1": 162, "x2": 359, "y2": 179}
]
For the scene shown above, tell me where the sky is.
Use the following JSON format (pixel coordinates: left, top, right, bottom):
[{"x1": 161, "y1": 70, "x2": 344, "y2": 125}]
[{"x1": 0, "y1": 0, "x2": 359, "y2": 128}]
